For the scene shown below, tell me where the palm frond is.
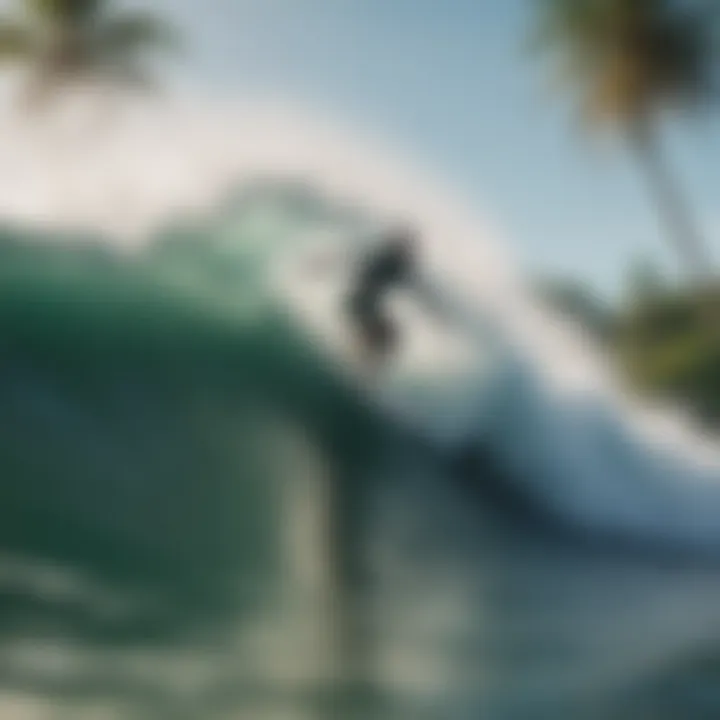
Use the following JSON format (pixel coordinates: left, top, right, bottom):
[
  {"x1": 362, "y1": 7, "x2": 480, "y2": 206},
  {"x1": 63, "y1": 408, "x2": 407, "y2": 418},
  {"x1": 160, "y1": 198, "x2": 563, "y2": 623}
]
[
  {"x1": 657, "y1": 6, "x2": 719, "y2": 109},
  {"x1": 0, "y1": 20, "x2": 34, "y2": 63},
  {"x1": 531, "y1": 0, "x2": 720, "y2": 129},
  {"x1": 99, "y1": 12, "x2": 181, "y2": 59},
  {"x1": 27, "y1": 0, "x2": 102, "y2": 25},
  {"x1": 530, "y1": 0, "x2": 606, "y2": 56}
]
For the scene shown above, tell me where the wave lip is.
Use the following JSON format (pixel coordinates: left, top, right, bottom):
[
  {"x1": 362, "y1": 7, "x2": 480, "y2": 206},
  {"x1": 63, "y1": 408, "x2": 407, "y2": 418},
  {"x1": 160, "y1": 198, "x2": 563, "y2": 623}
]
[{"x1": 0, "y1": 98, "x2": 719, "y2": 555}]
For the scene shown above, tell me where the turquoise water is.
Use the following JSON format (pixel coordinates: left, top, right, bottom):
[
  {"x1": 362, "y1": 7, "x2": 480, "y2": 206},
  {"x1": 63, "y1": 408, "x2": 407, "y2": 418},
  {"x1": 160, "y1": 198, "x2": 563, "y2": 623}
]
[{"x1": 1, "y1": 187, "x2": 720, "y2": 719}]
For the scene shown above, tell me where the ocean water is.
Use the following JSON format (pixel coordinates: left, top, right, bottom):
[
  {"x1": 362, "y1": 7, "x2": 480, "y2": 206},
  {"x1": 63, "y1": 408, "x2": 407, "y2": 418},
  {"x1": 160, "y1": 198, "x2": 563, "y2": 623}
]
[{"x1": 0, "y1": 103, "x2": 720, "y2": 719}]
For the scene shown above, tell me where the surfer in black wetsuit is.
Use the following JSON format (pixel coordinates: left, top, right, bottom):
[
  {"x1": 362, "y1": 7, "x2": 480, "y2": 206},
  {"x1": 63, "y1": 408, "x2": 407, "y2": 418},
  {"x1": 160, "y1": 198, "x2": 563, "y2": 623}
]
[
  {"x1": 346, "y1": 227, "x2": 416, "y2": 368},
  {"x1": 345, "y1": 228, "x2": 499, "y2": 498}
]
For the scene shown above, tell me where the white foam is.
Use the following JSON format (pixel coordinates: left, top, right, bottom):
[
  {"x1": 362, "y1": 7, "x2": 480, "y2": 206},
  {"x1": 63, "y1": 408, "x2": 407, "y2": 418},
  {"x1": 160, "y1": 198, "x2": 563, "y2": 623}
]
[{"x1": 2, "y1": 92, "x2": 720, "y2": 548}]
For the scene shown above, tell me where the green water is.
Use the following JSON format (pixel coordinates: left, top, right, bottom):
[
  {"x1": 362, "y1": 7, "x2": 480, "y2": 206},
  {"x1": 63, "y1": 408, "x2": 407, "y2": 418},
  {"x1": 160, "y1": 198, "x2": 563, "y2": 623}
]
[{"x1": 1, "y1": 194, "x2": 720, "y2": 719}]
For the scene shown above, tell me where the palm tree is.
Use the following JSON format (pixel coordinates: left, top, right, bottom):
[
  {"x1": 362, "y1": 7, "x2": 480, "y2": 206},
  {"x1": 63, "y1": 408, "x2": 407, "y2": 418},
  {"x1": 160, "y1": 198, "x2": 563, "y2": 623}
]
[
  {"x1": 532, "y1": 0, "x2": 718, "y2": 283},
  {"x1": 0, "y1": 0, "x2": 179, "y2": 111}
]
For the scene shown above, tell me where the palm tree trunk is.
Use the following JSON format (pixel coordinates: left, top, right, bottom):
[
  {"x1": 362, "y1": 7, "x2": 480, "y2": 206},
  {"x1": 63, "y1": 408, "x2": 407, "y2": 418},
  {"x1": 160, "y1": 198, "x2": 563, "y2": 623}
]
[
  {"x1": 630, "y1": 126, "x2": 720, "y2": 346},
  {"x1": 629, "y1": 126, "x2": 714, "y2": 284}
]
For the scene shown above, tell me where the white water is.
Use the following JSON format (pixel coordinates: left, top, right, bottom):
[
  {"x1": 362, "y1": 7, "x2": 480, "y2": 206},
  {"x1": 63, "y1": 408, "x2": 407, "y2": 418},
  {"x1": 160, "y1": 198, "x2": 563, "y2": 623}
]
[{"x1": 2, "y1": 94, "x2": 720, "y2": 552}]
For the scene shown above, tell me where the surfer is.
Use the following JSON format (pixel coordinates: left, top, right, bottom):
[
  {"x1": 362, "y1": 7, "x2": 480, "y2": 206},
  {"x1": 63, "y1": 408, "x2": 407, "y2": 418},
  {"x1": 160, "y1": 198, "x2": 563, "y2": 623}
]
[
  {"x1": 298, "y1": 222, "x2": 454, "y2": 372},
  {"x1": 345, "y1": 226, "x2": 416, "y2": 371}
]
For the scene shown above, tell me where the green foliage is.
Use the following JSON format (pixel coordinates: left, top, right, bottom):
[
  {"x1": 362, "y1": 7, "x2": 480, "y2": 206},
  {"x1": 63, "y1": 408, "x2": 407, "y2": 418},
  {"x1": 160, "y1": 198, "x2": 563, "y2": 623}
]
[
  {"x1": 539, "y1": 272, "x2": 720, "y2": 426},
  {"x1": 27, "y1": 0, "x2": 102, "y2": 24},
  {"x1": 616, "y1": 283, "x2": 720, "y2": 424},
  {"x1": 99, "y1": 12, "x2": 181, "y2": 58},
  {"x1": 0, "y1": 21, "x2": 33, "y2": 62},
  {"x1": 532, "y1": 0, "x2": 720, "y2": 129},
  {"x1": 0, "y1": 0, "x2": 181, "y2": 109}
]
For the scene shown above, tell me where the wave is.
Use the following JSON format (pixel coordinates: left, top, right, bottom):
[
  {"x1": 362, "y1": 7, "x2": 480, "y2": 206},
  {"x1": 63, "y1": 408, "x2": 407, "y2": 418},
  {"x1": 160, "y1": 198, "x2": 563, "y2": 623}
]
[
  {"x1": 0, "y1": 204, "x2": 398, "y2": 621},
  {"x1": 0, "y1": 98, "x2": 719, "y2": 579}
]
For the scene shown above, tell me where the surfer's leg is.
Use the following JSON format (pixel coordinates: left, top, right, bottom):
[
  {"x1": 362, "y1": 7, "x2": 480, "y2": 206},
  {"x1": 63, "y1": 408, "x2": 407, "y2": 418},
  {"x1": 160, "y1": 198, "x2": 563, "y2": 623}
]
[
  {"x1": 358, "y1": 314, "x2": 398, "y2": 380},
  {"x1": 346, "y1": 276, "x2": 401, "y2": 380},
  {"x1": 346, "y1": 297, "x2": 380, "y2": 368}
]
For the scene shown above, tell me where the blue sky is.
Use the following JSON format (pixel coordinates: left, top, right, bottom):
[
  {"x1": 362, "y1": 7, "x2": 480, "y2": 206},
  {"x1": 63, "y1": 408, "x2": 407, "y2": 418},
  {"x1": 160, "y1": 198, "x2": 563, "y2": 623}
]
[{"x1": 147, "y1": 0, "x2": 720, "y2": 299}]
